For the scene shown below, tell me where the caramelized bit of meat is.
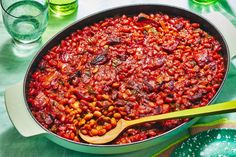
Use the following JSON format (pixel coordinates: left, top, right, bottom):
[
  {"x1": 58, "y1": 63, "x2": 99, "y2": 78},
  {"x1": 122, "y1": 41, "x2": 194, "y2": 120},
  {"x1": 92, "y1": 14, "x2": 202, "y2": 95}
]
[
  {"x1": 162, "y1": 39, "x2": 179, "y2": 52},
  {"x1": 136, "y1": 13, "x2": 158, "y2": 26},
  {"x1": 137, "y1": 13, "x2": 150, "y2": 22},
  {"x1": 70, "y1": 70, "x2": 82, "y2": 78},
  {"x1": 107, "y1": 37, "x2": 121, "y2": 45},
  {"x1": 74, "y1": 91, "x2": 94, "y2": 102},
  {"x1": 174, "y1": 23, "x2": 184, "y2": 30},
  {"x1": 194, "y1": 50, "x2": 209, "y2": 67},
  {"x1": 143, "y1": 80, "x2": 154, "y2": 93},
  {"x1": 117, "y1": 54, "x2": 128, "y2": 61},
  {"x1": 91, "y1": 54, "x2": 109, "y2": 65},
  {"x1": 156, "y1": 56, "x2": 166, "y2": 68},
  {"x1": 189, "y1": 89, "x2": 208, "y2": 103},
  {"x1": 189, "y1": 92, "x2": 202, "y2": 102}
]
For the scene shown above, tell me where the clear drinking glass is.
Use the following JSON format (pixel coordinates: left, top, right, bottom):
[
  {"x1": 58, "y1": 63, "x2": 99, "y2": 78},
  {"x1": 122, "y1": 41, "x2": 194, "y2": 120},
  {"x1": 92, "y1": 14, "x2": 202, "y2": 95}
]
[
  {"x1": 0, "y1": 0, "x2": 48, "y2": 47},
  {"x1": 48, "y1": 0, "x2": 78, "y2": 16}
]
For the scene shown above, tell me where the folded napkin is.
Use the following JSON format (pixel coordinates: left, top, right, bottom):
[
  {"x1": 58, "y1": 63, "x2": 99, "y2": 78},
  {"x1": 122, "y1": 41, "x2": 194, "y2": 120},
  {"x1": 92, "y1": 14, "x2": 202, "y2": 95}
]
[{"x1": 155, "y1": 119, "x2": 236, "y2": 157}]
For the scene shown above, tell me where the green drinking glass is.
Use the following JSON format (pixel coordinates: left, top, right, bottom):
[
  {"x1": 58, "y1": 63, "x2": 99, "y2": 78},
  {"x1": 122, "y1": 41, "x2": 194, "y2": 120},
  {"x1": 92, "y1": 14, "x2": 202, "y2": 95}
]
[
  {"x1": 191, "y1": 0, "x2": 218, "y2": 5},
  {"x1": 0, "y1": 0, "x2": 48, "y2": 47},
  {"x1": 48, "y1": 0, "x2": 78, "y2": 16}
]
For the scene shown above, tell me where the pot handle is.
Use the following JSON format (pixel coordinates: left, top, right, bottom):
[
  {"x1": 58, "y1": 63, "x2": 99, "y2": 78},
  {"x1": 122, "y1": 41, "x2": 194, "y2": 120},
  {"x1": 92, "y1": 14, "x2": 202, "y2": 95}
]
[{"x1": 4, "y1": 82, "x2": 47, "y2": 137}]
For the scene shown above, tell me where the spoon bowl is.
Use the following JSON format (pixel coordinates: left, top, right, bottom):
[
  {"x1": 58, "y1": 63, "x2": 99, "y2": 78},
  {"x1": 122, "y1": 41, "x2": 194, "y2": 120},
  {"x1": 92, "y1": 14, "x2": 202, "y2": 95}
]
[{"x1": 79, "y1": 100, "x2": 236, "y2": 144}]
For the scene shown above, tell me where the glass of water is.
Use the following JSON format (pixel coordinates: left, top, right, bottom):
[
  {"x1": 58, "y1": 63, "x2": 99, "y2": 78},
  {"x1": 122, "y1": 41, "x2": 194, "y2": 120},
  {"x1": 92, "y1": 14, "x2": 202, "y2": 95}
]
[{"x1": 0, "y1": 0, "x2": 48, "y2": 47}]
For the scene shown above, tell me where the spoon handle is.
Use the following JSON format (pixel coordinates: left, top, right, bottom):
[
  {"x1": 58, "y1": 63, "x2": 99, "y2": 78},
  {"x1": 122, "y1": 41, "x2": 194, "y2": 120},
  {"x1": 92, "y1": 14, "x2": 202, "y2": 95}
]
[{"x1": 127, "y1": 100, "x2": 236, "y2": 126}]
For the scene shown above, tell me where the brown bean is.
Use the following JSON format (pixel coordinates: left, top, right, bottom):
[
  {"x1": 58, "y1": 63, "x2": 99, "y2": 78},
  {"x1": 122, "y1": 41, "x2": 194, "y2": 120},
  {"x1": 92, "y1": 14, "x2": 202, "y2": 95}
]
[
  {"x1": 112, "y1": 82, "x2": 120, "y2": 88},
  {"x1": 111, "y1": 118, "x2": 117, "y2": 127},
  {"x1": 98, "y1": 129, "x2": 107, "y2": 136},
  {"x1": 76, "y1": 108, "x2": 82, "y2": 113},
  {"x1": 68, "y1": 98, "x2": 76, "y2": 104},
  {"x1": 89, "y1": 119, "x2": 96, "y2": 127},
  {"x1": 96, "y1": 125, "x2": 103, "y2": 130},
  {"x1": 107, "y1": 112, "x2": 113, "y2": 117},
  {"x1": 84, "y1": 124, "x2": 92, "y2": 130},
  {"x1": 102, "y1": 94, "x2": 110, "y2": 100},
  {"x1": 113, "y1": 113, "x2": 121, "y2": 119},
  {"x1": 104, "y1": 123, "x2": 112, "y2": 130},
  {"x1": 93, "y1": 111, "x2": 102, "y2": 117},
  {"x1": 103, "y1": 111, "x2": 108, "y2": 116},
  {"x1": 60, "y1": 114, "x2": 66, "y2": 122},
  {"x1": 78, "y1": 119, "x2": 86, "y2": 126},
  {"x1": 84, "y1": 113, "x2": 93, "y2": 120},
  {"x1": 108, "y1": 106, "x2": 115, "y2": 112},
  {"x1": 103, "y1": 116, "x2": 110, "y2": 122},
  {"x1": 92, "y1": 67, "x2": 99, "y2": 74},
  {"x1": 81, "y1": 129, "x2": 88, "y2": 135},
  {"x1": 73, "y1": 136, "x2": 80, "y2": 142},
  {"x1": 57, "y1": 104, "x2": 65, "y2": 111},
  {"x1": 90, "y1": 129, "x2": 98, "y2": 136}
]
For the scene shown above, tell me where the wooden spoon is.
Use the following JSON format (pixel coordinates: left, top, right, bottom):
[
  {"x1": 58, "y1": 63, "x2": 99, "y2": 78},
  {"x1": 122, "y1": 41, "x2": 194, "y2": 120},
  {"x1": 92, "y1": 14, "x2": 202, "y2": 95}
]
[{"x1": 79, "y1": 100, "x2": 236, "y2": 144}]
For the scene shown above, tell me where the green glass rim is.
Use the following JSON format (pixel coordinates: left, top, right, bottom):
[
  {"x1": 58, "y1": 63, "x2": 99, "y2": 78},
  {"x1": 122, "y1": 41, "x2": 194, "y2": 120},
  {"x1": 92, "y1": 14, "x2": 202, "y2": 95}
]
[{"x1": 0, "y1": 0, "x2": 48, "y2": 18}]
